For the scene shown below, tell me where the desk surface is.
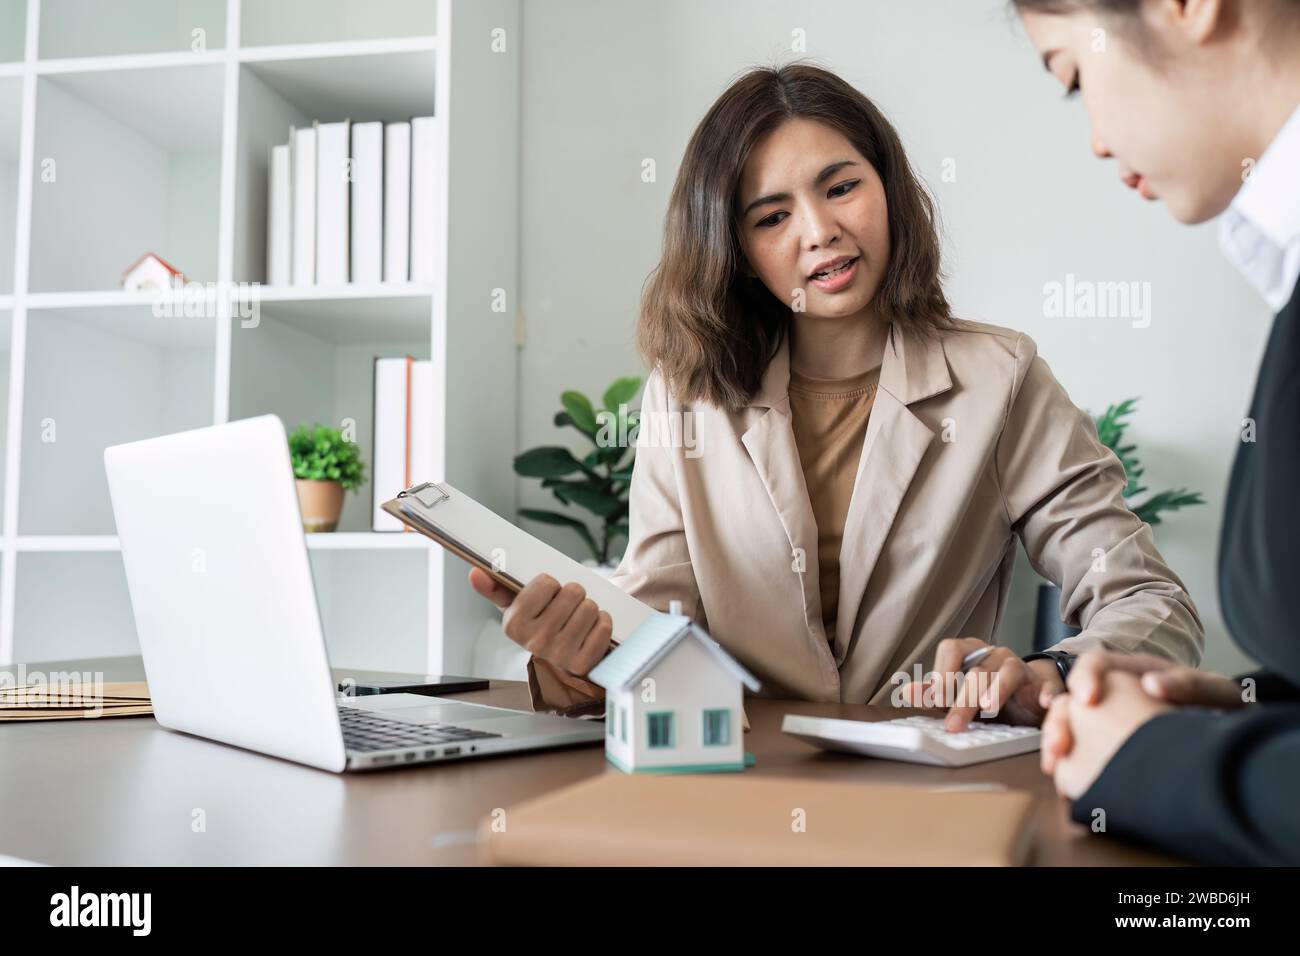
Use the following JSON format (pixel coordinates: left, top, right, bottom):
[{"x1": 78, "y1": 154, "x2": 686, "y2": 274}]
[{"x1": 0, "y1": 656, "x2": 1179, "y2": 866}]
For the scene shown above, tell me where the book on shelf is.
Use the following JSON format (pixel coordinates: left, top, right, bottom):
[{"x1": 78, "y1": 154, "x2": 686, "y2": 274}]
[
  {"x1": 350, "y1": 121, "x2": 384, "y2": 285},
  {"x1": 372, "y1": 355, "x2": 435, "y2": 532},
  {"x1": 290, "y1": 125, "x2": 317, "y2": 285},
  {"x1": 267, "y1": 143, "x2": 292, "y2": 286},
  {"x1": 409, "y1": 359, "x2": 434, "y2": 492},
  {"x1": 409, "y1": 115, "x2": 439, "y2": 284},
  {"x1": 383, "y1": 120, "x2": 412, "y2": 283},
  {"x1": 315, "y1": 119, "x2": 352, "y2": 286},
  {"x1": 268, "y1": 115, "x2": 438, "y2": 288}
]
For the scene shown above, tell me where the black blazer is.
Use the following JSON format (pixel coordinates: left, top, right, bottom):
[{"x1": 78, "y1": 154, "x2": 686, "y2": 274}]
[{"x1": 1072, "y1": 272, "x2": 1300, "y2": 866}]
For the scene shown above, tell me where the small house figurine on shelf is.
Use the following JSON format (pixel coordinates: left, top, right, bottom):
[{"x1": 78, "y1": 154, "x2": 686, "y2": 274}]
[
  {"x1": 589, "y1": 601, "x2": 760, "y2": 774},
  {"x1": 121, "y1": 252, "x2": 186, "y2": 292}
]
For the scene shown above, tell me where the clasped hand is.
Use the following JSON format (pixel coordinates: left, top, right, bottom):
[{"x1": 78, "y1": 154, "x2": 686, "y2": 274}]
[{"x1": 1040, "y1": 651, "x2": 1250, "y2": 799}]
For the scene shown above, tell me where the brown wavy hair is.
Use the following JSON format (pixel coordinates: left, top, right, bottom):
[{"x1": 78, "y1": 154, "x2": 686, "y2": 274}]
[{"x1": 638, "y1": 63, "x2": 952, "y2": 411}]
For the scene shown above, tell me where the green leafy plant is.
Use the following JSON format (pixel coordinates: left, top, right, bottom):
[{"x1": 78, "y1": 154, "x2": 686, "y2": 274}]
[
  {"x1": 514, "y1": 377, "x2": 642, "y2": 564},
  {"x1": 288, "y1": 423, "x2": 367, "y2": 492},
  {"x1": 1093, "y1": 398, "x2": 1204, "y2": 526}
]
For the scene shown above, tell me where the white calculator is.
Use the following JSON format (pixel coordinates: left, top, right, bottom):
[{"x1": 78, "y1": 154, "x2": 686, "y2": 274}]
[{"x1": 782, "y1": 714, "x2": 1041, "y2": 767}]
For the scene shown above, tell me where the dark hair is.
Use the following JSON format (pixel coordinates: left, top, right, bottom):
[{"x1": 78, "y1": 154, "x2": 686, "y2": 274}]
[
  {"x1": 1012, "y1": 0, "x2": 1300, "y2": 15},
  {"x1": 1011, "y1": 0, "x2": 1300, "y2": 64},
  {"x1": 637, "y1": 64, "x2": 951, "y2": 411},
  {"x1": 1011, "y1": 0, "x2": 1140, "y2": 11}
]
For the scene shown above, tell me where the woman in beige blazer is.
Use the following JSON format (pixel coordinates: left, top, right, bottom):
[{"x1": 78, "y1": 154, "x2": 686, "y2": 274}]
[{"x1": 471, "y1": 64, "x2": 1203, "y2": 730}]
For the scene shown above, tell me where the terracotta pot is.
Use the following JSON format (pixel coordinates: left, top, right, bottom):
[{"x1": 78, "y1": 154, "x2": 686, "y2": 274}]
[{"x1": 296, "y1": 479, "x2": 346, "y2": 532}]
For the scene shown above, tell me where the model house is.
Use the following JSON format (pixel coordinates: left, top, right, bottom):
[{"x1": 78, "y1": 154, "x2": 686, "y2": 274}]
[
  {"x1": 589, "y1": 605, "x2": 760, "y2": 774},
  {"x1": 121, "y1": 252, "x2": 185, "y2": 291}
]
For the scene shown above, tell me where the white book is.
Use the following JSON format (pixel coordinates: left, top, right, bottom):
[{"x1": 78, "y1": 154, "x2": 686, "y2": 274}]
[
  {"x1": 383, "y1": 121, "x2": 411, "y2": 283},
  {"x1": 409, "y1": 359, "x2": 436, "y2": 485},
  {"x1": 290, "y1": 125, "x2": 316, "y2": 285},
  {"x1": 350, "y1": 121, "x2": 384, "y2": 285},
  {"x1": 315, "y1": 119, "x2": 350, "y2": 286},
  {"x1": 372, "y1": 356, "x2": 411, "y2": 532},
  {"x1": 409, "y1": 116, "x2": 440, "y2": 284},
  {"x1": 267, "y1": 143, "x2": 292, "y2": 286}
]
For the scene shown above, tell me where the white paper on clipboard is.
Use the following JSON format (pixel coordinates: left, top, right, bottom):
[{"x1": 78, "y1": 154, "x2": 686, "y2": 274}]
[{"x1": 387, "y1": 482, "x2": 656, "y2": 642}]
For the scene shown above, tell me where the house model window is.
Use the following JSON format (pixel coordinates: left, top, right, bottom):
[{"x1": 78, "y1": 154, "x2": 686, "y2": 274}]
[{"x1": 588, "y1": 603, "x2": 760, "y2": 774}]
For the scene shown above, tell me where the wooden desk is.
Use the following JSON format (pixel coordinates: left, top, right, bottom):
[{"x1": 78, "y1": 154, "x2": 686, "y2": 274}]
[{"x1": 0, "y1": 656, "x2": 1179, "y2": 865}]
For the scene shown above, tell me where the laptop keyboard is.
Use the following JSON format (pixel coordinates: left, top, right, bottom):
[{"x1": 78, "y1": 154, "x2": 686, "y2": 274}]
[{"x1": 339, "y1": 705, "x2": 503, "y2": 753}]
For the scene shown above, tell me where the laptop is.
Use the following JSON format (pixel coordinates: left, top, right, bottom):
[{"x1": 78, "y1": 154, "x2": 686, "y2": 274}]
[{"x1": 103, "y1": 415, "x2": 605, "y2": 772}]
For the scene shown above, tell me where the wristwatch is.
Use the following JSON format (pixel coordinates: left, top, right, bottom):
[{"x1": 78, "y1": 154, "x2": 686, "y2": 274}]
[{"x1": 1023, "y1": 650, "x2": 1077, "y2": 687}]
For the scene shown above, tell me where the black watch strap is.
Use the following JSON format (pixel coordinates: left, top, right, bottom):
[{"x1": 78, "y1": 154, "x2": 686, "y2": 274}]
[{"x1": 1023, "y1": 650, "x2": 1077, "y2": 686}]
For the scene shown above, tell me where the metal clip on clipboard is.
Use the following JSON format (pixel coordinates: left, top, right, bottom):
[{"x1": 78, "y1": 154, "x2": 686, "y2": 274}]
[
  {"x1": 391, "y1": 482, "x2": 526, "y2": 593},
  {"x1": 396, "y1": 481, "x2": 450, "y2": 509}
]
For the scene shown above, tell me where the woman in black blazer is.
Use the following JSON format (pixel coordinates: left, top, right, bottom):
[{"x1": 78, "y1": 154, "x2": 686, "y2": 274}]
[{"x1": 1014, "y1": 0, "x2": 1300, "y2": 864}]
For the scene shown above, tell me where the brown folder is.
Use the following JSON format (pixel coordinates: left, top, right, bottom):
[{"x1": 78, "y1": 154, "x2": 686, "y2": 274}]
[
  {"x1": 480, "y1": 772, "x2": 1037, "y2": 866},
  {"x1": 0, "y1": 681, "x2": 152, "y2": 721}
]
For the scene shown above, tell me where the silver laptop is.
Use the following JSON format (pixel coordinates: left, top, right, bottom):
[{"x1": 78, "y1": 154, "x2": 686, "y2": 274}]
[{"x1": 104, "y1": 415, "x2": 605, "y2": 772}]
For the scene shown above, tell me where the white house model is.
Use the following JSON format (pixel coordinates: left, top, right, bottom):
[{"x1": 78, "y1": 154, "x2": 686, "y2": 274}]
[
  {"x1": 588, "y1": 604, "x2": 760, "y2": 774},
  {"x1": 121, "y1": 252, "x2": 185, "y2": 292}
]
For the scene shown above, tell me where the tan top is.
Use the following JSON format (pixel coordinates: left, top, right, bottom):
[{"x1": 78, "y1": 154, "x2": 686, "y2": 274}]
[
  {"x1": 527, "y1": 320, "x2": 1204, "y2": 717},
  {"x1": 787, "y1": 363, "x2": 881, "y2": 639}
]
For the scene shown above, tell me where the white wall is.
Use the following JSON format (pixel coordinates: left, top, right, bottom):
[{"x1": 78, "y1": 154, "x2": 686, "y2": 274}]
[
  {"x1": 28, "y1": 77, "x2": 221, "y2": 292},
  {"x1": 20, "y1": 310, "x2": 213, "y2": 535},
  {"x1": 439, "y1": 0, "x2": 524, "y2": 675},
  {"x1": 516, "y1": 0, "x2": 1267, "y2": 676}
]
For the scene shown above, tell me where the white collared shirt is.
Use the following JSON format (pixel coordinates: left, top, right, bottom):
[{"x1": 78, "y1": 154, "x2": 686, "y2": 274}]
[{"x1": 1219, "y1": 104, "x2": 1300, "y2": 313}]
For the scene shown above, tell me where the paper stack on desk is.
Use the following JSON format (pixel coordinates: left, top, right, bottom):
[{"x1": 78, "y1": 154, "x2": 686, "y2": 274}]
[{"x1": 0, "y1": 681, "x2": 152, "y2": 722}]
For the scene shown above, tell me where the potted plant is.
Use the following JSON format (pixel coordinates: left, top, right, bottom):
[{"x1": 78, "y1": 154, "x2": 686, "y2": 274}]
[
  {"x1": 1033, "y1": 398, "x2": 1205, "y2": 649},
  {"x1": 513, "y1": 377, "x2": 642, "y2": 572},
  {"x1": 288, "y1": 423, "x2": 367, "y2": 533}
]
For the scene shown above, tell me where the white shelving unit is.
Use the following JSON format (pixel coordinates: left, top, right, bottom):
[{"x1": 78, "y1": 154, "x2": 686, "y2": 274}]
[{"x1": 0, "y1": 0, "x2": 521, "y2": 674}]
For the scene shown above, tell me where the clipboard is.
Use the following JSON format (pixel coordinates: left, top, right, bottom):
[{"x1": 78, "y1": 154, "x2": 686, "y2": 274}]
[{"x1": 382, "y1": 482, "x2": 656, "y2": 641}]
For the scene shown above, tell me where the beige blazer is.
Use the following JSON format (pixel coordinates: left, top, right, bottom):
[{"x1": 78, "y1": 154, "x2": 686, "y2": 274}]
[{"x1": 528, "y1": 320, "x2": 1203, "y2": 714}]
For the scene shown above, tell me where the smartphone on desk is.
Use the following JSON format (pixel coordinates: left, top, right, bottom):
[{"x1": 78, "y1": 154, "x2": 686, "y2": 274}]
[{"x1": 338, "y1": 676, "x2": 491, "y2": 697}]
